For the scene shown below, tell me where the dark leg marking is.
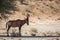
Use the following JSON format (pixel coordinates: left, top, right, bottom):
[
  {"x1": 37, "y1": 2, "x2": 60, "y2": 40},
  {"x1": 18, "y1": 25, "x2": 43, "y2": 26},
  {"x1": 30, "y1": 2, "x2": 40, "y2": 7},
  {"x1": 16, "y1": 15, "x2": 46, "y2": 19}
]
[{"x1": 7, "y1": 26, "x2": 11, "y2": 36}]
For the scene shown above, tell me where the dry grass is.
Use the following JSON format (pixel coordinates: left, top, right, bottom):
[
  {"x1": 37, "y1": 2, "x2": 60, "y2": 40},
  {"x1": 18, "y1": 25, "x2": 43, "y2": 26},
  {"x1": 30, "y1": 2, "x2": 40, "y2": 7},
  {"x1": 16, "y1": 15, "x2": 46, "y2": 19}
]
[
  {"x1": 0, "y1": 0, "x2": 60, "y2": 37},
  {"x1": 30, "y1": 28, "x2": 38, "y2": 33},
  {"x1": 29, "y1": 28, "x2": 38, "y2": 36}
]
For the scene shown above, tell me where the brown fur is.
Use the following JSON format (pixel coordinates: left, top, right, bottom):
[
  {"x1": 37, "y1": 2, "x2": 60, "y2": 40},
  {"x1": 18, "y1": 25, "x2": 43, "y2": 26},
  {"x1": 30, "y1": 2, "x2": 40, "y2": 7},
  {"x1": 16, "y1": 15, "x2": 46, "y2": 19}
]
[{"x1": 6, "y1": 14, "x2": 29, "y2": 36}]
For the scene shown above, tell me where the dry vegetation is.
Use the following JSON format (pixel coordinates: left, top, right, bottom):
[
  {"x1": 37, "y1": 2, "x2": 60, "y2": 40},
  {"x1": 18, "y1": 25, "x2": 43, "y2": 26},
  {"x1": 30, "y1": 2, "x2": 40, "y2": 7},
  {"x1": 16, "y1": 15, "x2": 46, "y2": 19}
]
[
  {"x1": 0, "y1": 0, "x2": 60, "y2": 37},
  {"x1": 0, "y1": 37, "x2": 60, "y2": 40}
]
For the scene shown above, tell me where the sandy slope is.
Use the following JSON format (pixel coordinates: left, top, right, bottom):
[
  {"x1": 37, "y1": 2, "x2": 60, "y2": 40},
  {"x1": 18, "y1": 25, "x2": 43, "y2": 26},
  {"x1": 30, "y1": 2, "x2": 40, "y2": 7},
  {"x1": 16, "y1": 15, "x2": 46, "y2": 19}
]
[{"x1": 0, "y1": 0, "x2": 60, "y2": 36}]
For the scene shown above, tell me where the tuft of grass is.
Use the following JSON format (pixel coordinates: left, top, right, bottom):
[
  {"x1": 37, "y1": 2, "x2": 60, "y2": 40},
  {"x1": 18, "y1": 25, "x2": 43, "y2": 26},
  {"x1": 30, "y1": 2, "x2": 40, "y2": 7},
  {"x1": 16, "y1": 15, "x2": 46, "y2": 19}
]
[
  {"x1": 30, "y1": 28, "x2": 38, "y2": 36},
  {"x1": 24, "y1": 6, "x2": 30, "y2": 12},
  {"x1": 56, "y1": 38, "x2": 59, "y2": 40},
  {"x1": 38, "y1": 17, "x2": 40, "y2": 19},
  {"x1": 57, "y1": 18, "x2": 60, "y2": 20},
  {"x1": 40, "y1": 9, "x2": 44, "y2": 13},
  {"x1": 31, "y1": 33, "x2": 36, "y2": 36},
  {"x1": 25, "y1": 32, "x2": 27, "y2": 34},
  {"x1": 11, "y1": 30, "x2": 20, "y2": 36},
  {"x1": 49, "y1": 16, "x2": 52, "y2": 17},
  {"x1": 56, "y1": 32, "x2": 60, "y2": 36},
  {"x1": 32, "y1": 13, "x2": 35, "y2": 15},
  {"x1": 30, "y1": 28, "x2": 38, "y2": 33},
  {"x1": 3, "y1": 39, "x2": 6, "y2": 40},
  {"x1": 19, "y1": 39, "x2": 21, "y2": 40}
]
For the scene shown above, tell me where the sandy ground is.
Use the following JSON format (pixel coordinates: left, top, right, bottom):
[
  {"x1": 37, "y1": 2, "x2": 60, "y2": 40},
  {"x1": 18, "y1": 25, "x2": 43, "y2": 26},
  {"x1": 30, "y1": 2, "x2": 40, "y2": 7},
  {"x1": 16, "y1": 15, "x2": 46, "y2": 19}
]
[
  {"x1": 0, "y1": 0, "x2": 60, "y2": 40},
  {"x1": 0, "y1": 18, "x2": 60, "y2": 36},
  {"x1": 0, "y1": 37, "x2": 60, "y2": 40}
]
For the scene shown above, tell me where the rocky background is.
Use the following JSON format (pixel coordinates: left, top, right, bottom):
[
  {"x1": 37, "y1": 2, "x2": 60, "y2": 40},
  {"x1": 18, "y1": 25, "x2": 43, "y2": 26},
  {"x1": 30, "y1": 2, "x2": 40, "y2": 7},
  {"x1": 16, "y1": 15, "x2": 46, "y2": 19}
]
[{"x1": 0, "y1": 0, "x2": 60, "y2": 37}]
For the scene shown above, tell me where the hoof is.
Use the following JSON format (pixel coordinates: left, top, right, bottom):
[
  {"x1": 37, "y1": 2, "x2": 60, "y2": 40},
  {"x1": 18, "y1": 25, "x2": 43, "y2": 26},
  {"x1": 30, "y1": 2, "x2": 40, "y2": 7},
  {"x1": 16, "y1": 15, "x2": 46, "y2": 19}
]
[
  {"x1": 7, "y1": 35, "x2": 9, "y2": 36},
  {"x1": 19, "y1": 34, "x2": 21, "y2": 36},
  {"x1": 19, "y1": 35, "x2": 21, "y2": 36}
]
